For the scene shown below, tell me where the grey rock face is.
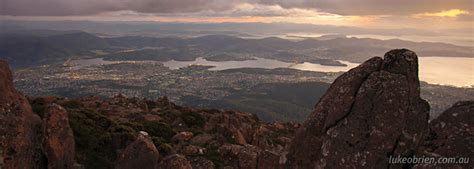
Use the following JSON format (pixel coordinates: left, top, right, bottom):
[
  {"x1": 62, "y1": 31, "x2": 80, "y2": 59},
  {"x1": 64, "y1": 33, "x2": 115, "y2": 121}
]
[
  {"x1": 286, "y1": 49, "x2": 430, "y2": 169},
  {"x1": 415, "y1": 101, "x2": 473, "y2": 169}
]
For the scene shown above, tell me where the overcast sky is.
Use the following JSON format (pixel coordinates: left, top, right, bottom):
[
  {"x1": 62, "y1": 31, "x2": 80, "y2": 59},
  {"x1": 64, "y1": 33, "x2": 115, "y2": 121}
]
[{"x1": 1, "y1": 0, "x2": 473, "y2": 30}]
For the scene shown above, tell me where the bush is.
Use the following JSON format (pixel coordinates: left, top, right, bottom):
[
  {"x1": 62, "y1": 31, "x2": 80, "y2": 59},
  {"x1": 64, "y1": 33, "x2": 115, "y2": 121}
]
[
  {"x1": 181, "y1": 111, "x2": 206, "y2": 127},
  {"x1": 60, "y1": 100, "x2": 82, "y2": 109},
  {"x1": 29, "y1": 98, "x2": 48, "y2": 118},
  {"x1": 140, "y1": 121, "x2": 176, "y2": 141},
  {"x1": 121, "y1": 121, "x2": 144, "y2": 131},
  {"x1": 109, "y1": 125, "x2": 132, "y2": 133},
  {"x1": 204, "y1": 144, "x2": 223, "y2": 167},
  {"x1": 158, "y1": 143, "x2": 173, "y2": 156},
  {"x1": 68, "y1": 109, "x2": 118, "y2": 169}
]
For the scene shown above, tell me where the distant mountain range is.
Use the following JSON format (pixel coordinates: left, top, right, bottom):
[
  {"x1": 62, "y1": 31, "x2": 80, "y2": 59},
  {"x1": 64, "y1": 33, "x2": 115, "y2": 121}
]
[
  {"x1": 1, "y1": 30, "x2": 472, "y2": 68},
  {"x1": 0, "y1": 31, "x2": 108, "y2": 67}
]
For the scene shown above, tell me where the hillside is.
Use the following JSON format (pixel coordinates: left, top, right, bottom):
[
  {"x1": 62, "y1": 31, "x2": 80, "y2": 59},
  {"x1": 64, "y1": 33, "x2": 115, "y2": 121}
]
[
  {"x1": 1, "y1": 31, "x2": 472, "y2": 68},
  {"x1": 0, "y1": 31, "x2": 110, "y2": 67}
]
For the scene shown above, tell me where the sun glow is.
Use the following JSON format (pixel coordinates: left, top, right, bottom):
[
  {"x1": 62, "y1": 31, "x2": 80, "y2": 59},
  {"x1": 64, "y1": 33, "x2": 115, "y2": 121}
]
[{"x1": 415, "y1": 9, "x2": 469, "y2": 17}]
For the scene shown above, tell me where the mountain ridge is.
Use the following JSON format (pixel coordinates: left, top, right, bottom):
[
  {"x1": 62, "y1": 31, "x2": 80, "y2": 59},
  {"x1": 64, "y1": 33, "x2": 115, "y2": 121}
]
[{"x1": 1, "y1": 31, "x2": 472, "y2": 68}]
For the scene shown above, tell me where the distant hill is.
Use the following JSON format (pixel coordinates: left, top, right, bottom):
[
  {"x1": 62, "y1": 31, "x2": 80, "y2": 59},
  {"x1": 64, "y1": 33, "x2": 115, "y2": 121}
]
[
  {"x1": 0, "y1": 31, "x2": 110, "y2": 67},
  {"x1": 0, "y1": 34, "x2": 67, "y2": 67},
  {"x1": 44, "y1": 32, "x2": 109, "y2": 53},
  {"x1": 1, "y1": 30, "x2": 472, "y2": 68},
  {"x1": 103, "y1": 34, "x2": 473, "y2": 64}
]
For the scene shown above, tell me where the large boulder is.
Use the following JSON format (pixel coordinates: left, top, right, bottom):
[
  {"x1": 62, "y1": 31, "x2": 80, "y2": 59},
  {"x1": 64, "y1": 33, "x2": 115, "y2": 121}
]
[
  {"x1": 286, "y1": 49, "x2": 430, "y2": 168},
  {"x1": 116, "y1": 131, "x2": 161, "y2": 169},
  {"x1": 415, "y1": 101, "x2": 473, "y2": 169},
  {"x1": 42, "y1": 104, "x2": 76, "y2": 169},
  {"x1": 0, "y1": 60, "x2": 44, "y2": 169}
]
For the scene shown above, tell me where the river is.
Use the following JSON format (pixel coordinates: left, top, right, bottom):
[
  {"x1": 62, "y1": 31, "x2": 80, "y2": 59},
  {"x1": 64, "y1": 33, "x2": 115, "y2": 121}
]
[{"x1": 72, "y1": 56, "x2": 474, "y2": 87}]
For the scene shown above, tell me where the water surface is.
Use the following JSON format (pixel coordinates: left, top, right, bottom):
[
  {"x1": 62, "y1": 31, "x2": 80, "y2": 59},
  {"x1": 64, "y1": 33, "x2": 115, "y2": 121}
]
[
  {"x1": 73, "y1": 56, "x2": 474, "y2": 87},
  {"x1": 418, "y1": 57, "x2": 473, "y2": 87}
]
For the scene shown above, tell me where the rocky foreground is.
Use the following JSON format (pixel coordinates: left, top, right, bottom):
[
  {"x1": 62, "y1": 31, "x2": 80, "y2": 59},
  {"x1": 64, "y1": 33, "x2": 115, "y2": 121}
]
[{"x1": 0, "y1": 49, "x2": 472, "y2": 169}]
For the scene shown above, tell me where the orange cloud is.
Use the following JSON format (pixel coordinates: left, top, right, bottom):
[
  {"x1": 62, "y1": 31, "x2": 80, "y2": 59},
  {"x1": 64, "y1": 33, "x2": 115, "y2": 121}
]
[{"x1": 415, "y1": 9, "x2": 469, "y2": 17}]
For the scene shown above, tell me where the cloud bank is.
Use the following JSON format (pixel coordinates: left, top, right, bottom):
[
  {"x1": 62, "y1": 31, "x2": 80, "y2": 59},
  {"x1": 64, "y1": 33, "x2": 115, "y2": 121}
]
[{"x1": 1, "y1": 0, "x2": 472, "y2": 16}]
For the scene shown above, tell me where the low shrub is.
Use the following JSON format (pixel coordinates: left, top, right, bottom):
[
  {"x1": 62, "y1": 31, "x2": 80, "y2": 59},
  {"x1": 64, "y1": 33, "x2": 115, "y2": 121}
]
[{"x1": 140, "y1": 121, "x2": 176, "y2": 141}]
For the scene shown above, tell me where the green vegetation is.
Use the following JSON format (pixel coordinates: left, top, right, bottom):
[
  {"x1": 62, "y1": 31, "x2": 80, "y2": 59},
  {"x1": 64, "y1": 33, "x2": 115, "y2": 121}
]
[
  {"x1": 204, "y1": 53, "x2": 256, "y2": 62},
  {"x1": 30, "y1": 99, "x2": 47, "y2": 118},
  {"x1": 204, "y1": 144, "x2": 224, "y2": 168},
  {"x1": 181, "y1": 111, "x2": 206, "y2": 127},
  {"x1": 158, "y1": 143, "x2": 173, "y2": 156},
  {"x1": 140, "y1": 121, "x2": 176, "y2": 141},
  {"x1": 268, "y1": 128, "x2": 291, "y2": 146},
  {"x1": 69, "y1": 109, "x2": 174, "y2": 169},
  {"x1": 61, "y1": 100, "x2": 82, "y2": 109},
  {"x1": 68, "y1": 109, "x2": 118, "y2": 169}
]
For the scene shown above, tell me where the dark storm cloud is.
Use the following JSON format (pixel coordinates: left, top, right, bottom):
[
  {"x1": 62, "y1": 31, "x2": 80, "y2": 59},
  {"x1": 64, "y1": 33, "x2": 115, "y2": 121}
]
[
  {"x1": 0, "y1": 0, "x2": 472, "y2": 16},
  {"x1": 0, "y1": 0, "x2": 238, "y2": 16}
]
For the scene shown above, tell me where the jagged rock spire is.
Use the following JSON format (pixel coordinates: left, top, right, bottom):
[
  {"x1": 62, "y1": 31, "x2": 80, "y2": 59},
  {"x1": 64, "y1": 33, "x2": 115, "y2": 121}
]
[{"x1": 286, "y1": 49, "x2": 430, "y2": 169}]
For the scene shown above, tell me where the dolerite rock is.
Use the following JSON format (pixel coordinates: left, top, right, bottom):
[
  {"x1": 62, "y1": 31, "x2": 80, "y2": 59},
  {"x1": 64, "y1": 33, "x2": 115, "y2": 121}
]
[
  {"x1": 218, "y1": 144, "x2": 259, "y2": 169},
  {"x1": 159, "y1": 154, "x2": 192, "y2": 169},
  {"x1": 171, "y1": 132, "x2": 194, "y2": 143},
  {"x1": 43, "y1": 104, "x2": 75, "y2": 169},
  {"x1": 189, "y1": 157, "x2": 215, "y2": 169},
  {"x1": 217, "y1": 144, "x2": 284, "y2": 169},
  {"x1": 415, "y1": 101, "x2": 473, "y2": 169},
  {"x1": 116, "y1": 131, "x2": 160, "y2": 169},
  {"x1": 286, "y1": 49, "x2": 430, "y2": 168},
  {"x1": 258, "y1": 150, "x2": 285, "y2": 169},
  {"x1": 0, "y1": 60, "x2": 44, "y2": 169},
  {"x1": 203, "y1": 110, "x2": 259, "y2": 145}
]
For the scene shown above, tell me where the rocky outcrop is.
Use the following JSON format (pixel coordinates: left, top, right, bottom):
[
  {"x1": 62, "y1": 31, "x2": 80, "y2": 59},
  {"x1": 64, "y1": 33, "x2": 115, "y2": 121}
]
[
  {"x1": 43, "y1": 104, "x2": 75, "y2": 169},
  {"x1": 0, "y1": 60, "x2": 44, "y2": 169},
  {"x1": 415, "y1": 101, "x2": 473, "y2": 169},
  {"x1": 1, "y1": 61, "x2": 78, "y2": 169},
  {"x1": 116, "y1": 131, "x2": 161, "y2": 169},
  {"x1": 286, "y1": 49, "x2": 430, "y2": 168},
  {"x1": 39, "y1": 93, "x2": 296, "y2": 168}
]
